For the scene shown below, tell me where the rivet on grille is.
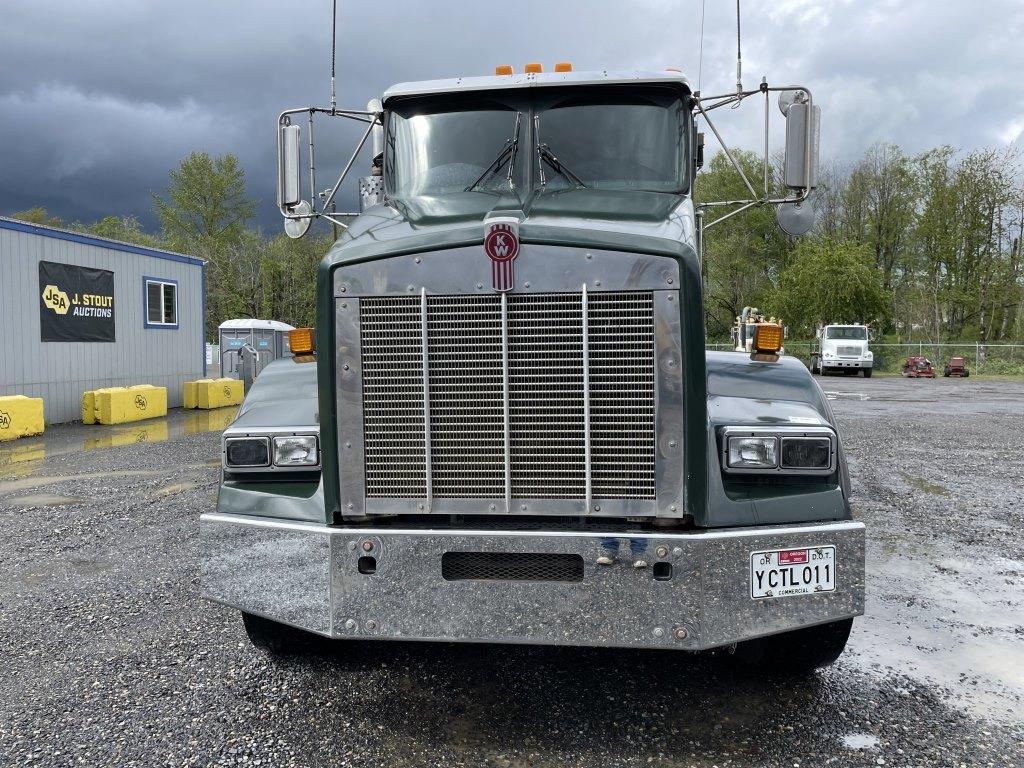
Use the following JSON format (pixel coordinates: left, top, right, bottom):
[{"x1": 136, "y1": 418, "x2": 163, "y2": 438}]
[
  {"x1": 343, "y1": 364, "x2": 350, "y2": 370},
  {"x1": 653, "y1": 627, "x2": 665, "y2": 638},
  {"x1": 670, "y1": 505, "x2": 677, "y2": 512},
  {"x1": 341, "y1": 302, "x2": 348, "y2": 309},
  {"x1": 521, "y1": 504, "x2": 528, "y2": 511},
  {"x1": 586, "y1": 253, "x2": 593, "y2": 259},
  {"x1": 414, "y1": 257, "x2": 421, "y2": 264},
  {"x1": 407, "y1": 285, "x2": 415, "y2": 292},
  {"x1": 340, "y1": 285, "x2": 347, "y2": 293},
  {"x1": 656, "y1": 545, "x2": 669, "y2": 558},
  {"x1": 667, "y1": 277, "x2": 674, "y2": 284},
  {"x1": 524, "y1": 282, "x2": 530, "y2": 288},
  {"x1": 361, "y1": 540, "x2": 373, "y2": 552},
  {"x1": 490, "y1": 504, "x2": 496, "y2": 511},
  {"x1": 669, "y1": 440, "x2": 677, "y2": 448},
  {"x1": 344, "y1": 619, "x2": 357, "y2": 630},
  {"x1": 674, "y1": 627, "x2": 689, "y2": 640},
  {"x1": 366, "y1": 619, "x2": 377, "y2": 631},
  {"x1": 594, "y1": 280, "x2": 601, "y2": 286}
]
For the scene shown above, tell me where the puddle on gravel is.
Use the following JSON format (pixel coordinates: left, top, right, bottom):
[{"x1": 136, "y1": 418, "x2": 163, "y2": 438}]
[
  {"x1": 5, "y1": 493, "x2": 85, "y2": 507},
  {"x1": 0, "y1": 469, "x2": 162, "y2": 496},
  {"x1": 842, "y1": 733, "x2": 879, "y2": 750},
  {"x1": 850, "y1": 544, "x2": 1024, "y2": 720},
  {"x1": 152, "y1": 481, "x2": 198, "y2": 497},
  {"x1": 823, "y1": 390, "x2": 870, "y2": 401},
  {"x1": 898, "y1": 471, "x2": 950, "y2": 496}
]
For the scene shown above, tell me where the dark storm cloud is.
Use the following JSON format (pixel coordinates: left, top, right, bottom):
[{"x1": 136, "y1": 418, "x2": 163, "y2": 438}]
[{"x1": 1, "y1": 0, "x2": 1022, "y2": 233}]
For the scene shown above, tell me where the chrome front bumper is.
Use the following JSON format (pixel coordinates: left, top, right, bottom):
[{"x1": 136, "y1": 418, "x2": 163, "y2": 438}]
[
  {"x1": 824, "y1": 359, "x2": 871, "y2": 369},
  {"x1": 200, "y1": 514, "x2": 865, "y2": 650}
]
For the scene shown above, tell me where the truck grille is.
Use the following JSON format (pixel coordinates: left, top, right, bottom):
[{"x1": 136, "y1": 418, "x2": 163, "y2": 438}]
[
  {"x1": 837, "y1": 346, "x2": 861, "y2": 357},
  {"x1": 360, "y1": 291, "x2": 656, "y2": 504}
]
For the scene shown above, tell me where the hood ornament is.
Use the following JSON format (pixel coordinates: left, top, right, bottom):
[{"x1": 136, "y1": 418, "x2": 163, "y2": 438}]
[{"x1": 483, "y1": 217, "x2": 520, "y2": 292}]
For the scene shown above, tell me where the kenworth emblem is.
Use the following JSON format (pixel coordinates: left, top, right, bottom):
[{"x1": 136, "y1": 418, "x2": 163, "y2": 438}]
[{"x1": 483, "y1": 217, "x2": 520, "y2": 291}]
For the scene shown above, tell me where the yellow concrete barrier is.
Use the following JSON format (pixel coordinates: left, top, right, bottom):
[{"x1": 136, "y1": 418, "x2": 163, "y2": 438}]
[
  {"x1": 183, "y1": 378, "x2": 244, "y2": 410},
  {"x1": 82, "y1": 385, "x2": 167, "y2": 425},
  {"x1": 0, "y1": 395, "x2": 45, "y2": 441}
]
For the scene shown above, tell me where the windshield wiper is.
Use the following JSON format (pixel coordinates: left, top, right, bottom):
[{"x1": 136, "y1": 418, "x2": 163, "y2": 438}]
[
  {"x1": 464, "y1": 111, "x2": 522, "y2": 193},
  {"x1": 533, "y1": 114, "x2": 587, "y2": 189}
]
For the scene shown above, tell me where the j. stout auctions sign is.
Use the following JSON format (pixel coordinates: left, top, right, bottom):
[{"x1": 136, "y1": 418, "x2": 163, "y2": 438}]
[{"x1": 39, "y1": 261, "x2": 116, "y2": 342}]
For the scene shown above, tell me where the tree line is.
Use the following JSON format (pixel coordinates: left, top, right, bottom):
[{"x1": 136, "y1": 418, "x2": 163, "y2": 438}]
[
  {"x1": 11, "y1": 142, "x2": 1023, "y2": 345},
  {"x1": 699, "y1": 143, "x2": 1023, "y2": 341}
]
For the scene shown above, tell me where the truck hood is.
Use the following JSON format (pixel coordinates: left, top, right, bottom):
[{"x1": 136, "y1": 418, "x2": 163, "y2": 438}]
[{"x1": 330, "y1": 190, "x2": 694, "y2": 265}]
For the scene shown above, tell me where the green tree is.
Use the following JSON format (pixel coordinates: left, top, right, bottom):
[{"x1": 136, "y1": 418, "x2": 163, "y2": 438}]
[
  {"x1": 695, "y1": 151, "x2": 790, "y2": 337},
  {"x1": 87, "y1": 215, "x2": 162, "y2": 248},
  {"x1": 153, "y1": 152, "x2": 256, "y2": 247},
  {"x1": 774, "y1": 238, "x2": 889, "y2": 334},
  {"x1": 8, "y1": 206, "x2": 63, "y2": 227}
]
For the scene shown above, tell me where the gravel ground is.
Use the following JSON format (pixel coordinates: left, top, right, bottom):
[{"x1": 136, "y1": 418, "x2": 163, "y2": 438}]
[{"x1": 1, "y1": 378, "x2": 1022, "y2": 767}]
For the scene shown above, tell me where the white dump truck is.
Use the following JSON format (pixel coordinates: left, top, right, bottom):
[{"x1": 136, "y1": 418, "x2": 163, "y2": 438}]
[{"x1": 809, "y1": 324, "x2": 873, "y2": 377}]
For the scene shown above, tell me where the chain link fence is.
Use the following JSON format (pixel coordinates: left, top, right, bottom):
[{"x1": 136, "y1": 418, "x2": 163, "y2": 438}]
[{"x1": 707, "y1": 342, "x2": 1024, "y2": 375}]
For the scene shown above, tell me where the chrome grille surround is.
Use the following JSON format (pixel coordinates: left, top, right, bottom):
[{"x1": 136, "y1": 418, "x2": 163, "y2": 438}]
[
  {"x1": 334, "y1": 244, "x2": 684, "y2": 518},
  {"x1": 836, "y1": 345, "x2": 862, "y2": 357}
]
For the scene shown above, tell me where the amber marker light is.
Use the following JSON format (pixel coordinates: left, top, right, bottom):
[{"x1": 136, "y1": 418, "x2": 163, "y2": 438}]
[
  {"x1": 751, "y1": 323, "x2": 784, "y2": 358},
  {"x1": 524, "y1": 62, "x2": 543, "y2": 74},
  {"x1": 289, "y1": 327, "x2": 316, "y2": 356},
  {"x1": 554, "y1": 62, "x2": 573, "y2": 72},
  {"x1": 495, "y1": 65, "x2": 514, "y2": 76}
]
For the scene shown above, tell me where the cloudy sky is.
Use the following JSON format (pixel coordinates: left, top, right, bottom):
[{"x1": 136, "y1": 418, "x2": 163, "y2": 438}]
[{"x1": 1, "y1": 0, "x2": 1022, "y2": 233}]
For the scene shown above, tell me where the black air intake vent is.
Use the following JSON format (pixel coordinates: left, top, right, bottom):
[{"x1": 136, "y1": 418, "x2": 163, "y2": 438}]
[{"x1": 441, "y1": 551, "x2": 584, "y2": 582}]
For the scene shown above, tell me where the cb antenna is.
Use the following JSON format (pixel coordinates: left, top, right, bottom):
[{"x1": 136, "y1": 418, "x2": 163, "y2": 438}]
[
  {"x1": 330, "y1": 0, "x2": 337, "y2": 113},
  {"x1": 735, "y1": 0, "x2": 743, "y2": 95}
]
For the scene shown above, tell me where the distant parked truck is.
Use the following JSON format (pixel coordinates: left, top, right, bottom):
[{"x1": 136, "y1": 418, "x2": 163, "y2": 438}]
[
  {"x1": 809, "y1": 324, "x2": 873, "y2": 377},
  {"x1": 943, "y1": 356, "x2": 970, "y2": 377}
]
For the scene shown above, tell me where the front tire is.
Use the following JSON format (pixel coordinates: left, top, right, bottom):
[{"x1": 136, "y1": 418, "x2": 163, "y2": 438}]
[
  {"x1": 735, "y1": 618, "x2": 853, "y2": 674},
  {"x1": 809, "y1": 354, "x2": 821, "y2": 375},
  {"x1": 242, "y1": 612, "x2": 322, "y2": 655},
  {"x1": 863, "y1": 367, "x2": 872, "y2": 378}
]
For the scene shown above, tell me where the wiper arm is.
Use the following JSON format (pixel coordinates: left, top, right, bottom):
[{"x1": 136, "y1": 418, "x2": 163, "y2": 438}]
[
  {"x1": 464, "y1": 111, "x2": 522, "y2": 193},
  {"x1": 533, "y1": 114, "x2": 587, "y2": 189}
]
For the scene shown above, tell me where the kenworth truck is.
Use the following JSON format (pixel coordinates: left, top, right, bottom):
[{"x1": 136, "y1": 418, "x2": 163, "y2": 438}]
[{"x1": 200, "y1": 65, "x2": 865, "y2": 671}]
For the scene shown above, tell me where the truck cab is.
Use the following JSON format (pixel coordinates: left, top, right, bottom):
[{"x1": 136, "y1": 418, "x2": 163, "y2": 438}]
[
  {"x1": 201, "y1": 68, "x2": 864, "y2": 669},
  {"x1": 810, "y1": 324, "x2": 873, "y2": 377}
]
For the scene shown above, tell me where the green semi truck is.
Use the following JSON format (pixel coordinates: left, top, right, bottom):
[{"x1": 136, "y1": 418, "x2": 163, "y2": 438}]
[{"x1": 200, "y1": 65, "x2": 864, "y2": 671}]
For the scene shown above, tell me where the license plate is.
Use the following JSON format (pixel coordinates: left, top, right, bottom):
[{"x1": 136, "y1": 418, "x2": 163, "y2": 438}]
[{"x1": 750, "y1": 546, "x2": 836, "y2": 599}]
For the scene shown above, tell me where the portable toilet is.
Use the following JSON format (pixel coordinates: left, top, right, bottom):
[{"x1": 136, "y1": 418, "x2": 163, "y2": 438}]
[{"x1": 218, "y1": 319, "x2": 294, "y2": 379}]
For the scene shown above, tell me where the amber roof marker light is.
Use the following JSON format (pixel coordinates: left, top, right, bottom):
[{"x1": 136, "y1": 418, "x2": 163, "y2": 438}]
[
  {"x1": 495, "y1": 65, "x2": 514, "y2": 76},
  {"x1": 554, "y1": 62, "x2": 573, "y2": 72},
  {"x1": 750, "y1": 323, "x2": 784, "y2": 362},
  {"x1": 524, "y1": 63, "x2": 543, "y2": 74},
  {"x1": 289, "y1": 327, "x2": 316, "y2": 357}
]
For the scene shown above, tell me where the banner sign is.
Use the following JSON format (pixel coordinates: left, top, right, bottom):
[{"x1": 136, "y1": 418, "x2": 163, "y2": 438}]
[{"x1": 39, "y1": 261, "x2": 116, "y2": 342}]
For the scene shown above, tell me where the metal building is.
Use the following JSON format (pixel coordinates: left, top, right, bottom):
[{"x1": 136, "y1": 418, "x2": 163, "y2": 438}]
[{"x1": 0, "y1": 216, "x2": 206, "y2": 423}]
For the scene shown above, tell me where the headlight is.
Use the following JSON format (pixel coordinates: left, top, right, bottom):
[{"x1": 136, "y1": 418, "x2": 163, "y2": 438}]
[
  {"x1": 727, "y1": 436, "x2": 778, "y2": 469},
  {"x1": 273, "y1": 435, "x2": 319, "y2": 467},
  {"x1": 780, "y1": 436, "x2": 832, "y2": 469},
  {"x1": 225, "y1": 437, "x2": 270, "y2": 467},
  {"x1": 823, "y1": 351, "x2": 835, "y2": 358},
  {"x1": 864, "y1": 351, "x2": 873, "y2": 360},
  {"x1": 722, "y1": 427, "x2": 836, "y2": 475}
]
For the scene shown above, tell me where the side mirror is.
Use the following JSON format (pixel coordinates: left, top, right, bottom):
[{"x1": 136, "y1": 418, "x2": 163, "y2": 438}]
[
  {"x1": 278, "y1": 122, "x2": 302, "y2": 209},
  {"x1": 693, "y1": 128, "x2": 705, "y2": 172},
  {"x1": 781, "y1": 93, "x2": 820, "y2": 191}
]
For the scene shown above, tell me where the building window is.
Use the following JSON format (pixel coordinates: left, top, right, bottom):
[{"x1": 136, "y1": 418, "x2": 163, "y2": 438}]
[{"x1": 144, "y1": 277, "x2": 178, "y2": 328}]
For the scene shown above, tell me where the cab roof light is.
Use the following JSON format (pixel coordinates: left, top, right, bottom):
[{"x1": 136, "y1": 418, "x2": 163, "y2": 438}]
[
  {"x1": 524, "y1": 62, "x2": 543, "y2": 74},
  {"x1": 554, "y1": 62, "x2": 573, "y2": 72},
  {"x1": 289, "y1": 327, "x2": 316, "y2": 356},
  {"x1": 751, "y1": 323, "x2": 784, "y2": 361},
  {"x1": 495, "y1": 64, "x2": 514, "y2": 76}
]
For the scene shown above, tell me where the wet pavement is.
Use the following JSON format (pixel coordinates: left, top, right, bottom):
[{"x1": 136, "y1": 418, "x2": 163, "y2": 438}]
[{"x1": 1, "y1": 382, "x2": 1022, "y2": 767}]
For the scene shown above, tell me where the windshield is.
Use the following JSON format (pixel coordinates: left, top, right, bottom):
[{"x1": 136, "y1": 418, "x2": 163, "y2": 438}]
[
  {"x1": 825, "y1": 327, "x2": 868, "y2": 340},
  {"x1": 385, "y1": 86, "x2": 689, "y2": 203},
  {"x1": 386, "y1": 100, "x2": 527, "y2": 199}
]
